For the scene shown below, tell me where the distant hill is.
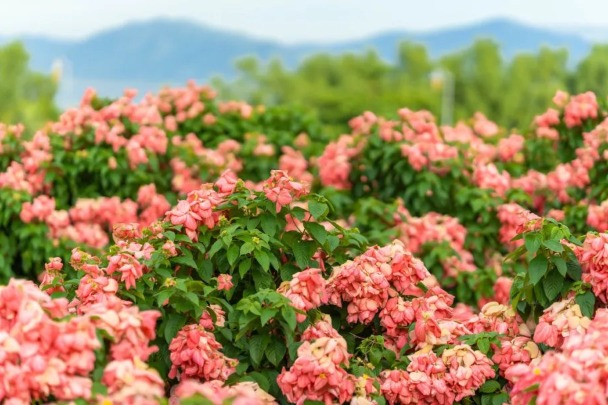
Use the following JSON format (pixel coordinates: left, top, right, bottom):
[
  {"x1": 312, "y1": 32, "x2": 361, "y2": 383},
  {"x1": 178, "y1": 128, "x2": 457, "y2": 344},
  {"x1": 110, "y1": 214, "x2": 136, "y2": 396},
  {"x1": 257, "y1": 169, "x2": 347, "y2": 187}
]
[{"x1": 0, "y1": 17, "x2": 593, "y2": 107}]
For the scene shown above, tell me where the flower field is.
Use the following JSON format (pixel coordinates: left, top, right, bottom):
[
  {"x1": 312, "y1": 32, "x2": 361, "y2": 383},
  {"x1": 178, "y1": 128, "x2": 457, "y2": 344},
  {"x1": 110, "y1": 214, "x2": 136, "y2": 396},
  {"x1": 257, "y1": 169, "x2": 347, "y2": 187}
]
[{"x1": 2, "y1": 82, "x2": 608, "y2": 404}]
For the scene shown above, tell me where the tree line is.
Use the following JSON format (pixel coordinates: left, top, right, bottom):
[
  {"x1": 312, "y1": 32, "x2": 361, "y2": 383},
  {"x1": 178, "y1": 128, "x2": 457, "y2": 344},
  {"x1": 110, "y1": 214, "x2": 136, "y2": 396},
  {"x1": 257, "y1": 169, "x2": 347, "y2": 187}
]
[{"x1": 215, "y1": 39, "x2": 608, "y2": 133}]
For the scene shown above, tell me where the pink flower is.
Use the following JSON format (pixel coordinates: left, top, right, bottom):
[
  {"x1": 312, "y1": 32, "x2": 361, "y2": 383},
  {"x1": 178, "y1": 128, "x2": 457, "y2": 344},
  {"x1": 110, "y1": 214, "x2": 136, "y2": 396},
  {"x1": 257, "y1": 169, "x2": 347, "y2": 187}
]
[
  {"x1": 199, "y1": 305, "x2": 226, "y2": 330},
  {"x1": 168, "y1": 324, "x2": 237, "y2": 381},
  {"x1": 576, "y1": 233, "x2": 608, "y2": 303},
  {"x1": 217, "y1": 274, "x2": 233, "y2": 291},
  {"x1": 441, "y1": 344, "x2": 495, "y2": 401},
  {"x1": 533, "y1": 298, "x2": 591, "y2": 349},
  {"x1": 301, "y1": 315, "x2": 342, "y2": 341},
  {"x1": 170, "y1": 380, "x2": 276, "y2": 405},
  {"x1": 101, "y1": 359, "x2": 165, "y2": 405},
  {"x1": 162, "y1": 240, "x2": 178, "y2": 257},
  {"x1": 564, "y1": 91, "x2": 598, "y2": 127},
  {"x1": 492, "y1": 336, "x2": 540, "y2": 377},
  {"x1": 263, "y1": 170, "x2": 307, "y2": 213},
  {"x1": 106, "y1": 252, "x2": 145, "y2": 290},
  {"x1": 166, "y1": 200, "x2": 201, "y2": 232},
  {"x1": 277, "y1": 338, "x2": 355, "y2": 405},
  {"x1": 317, "y1": 135, "x2": 362, "y2": 190},
  {"x1": 278, "y1": 268, "x2": 327, "y2": 322}
]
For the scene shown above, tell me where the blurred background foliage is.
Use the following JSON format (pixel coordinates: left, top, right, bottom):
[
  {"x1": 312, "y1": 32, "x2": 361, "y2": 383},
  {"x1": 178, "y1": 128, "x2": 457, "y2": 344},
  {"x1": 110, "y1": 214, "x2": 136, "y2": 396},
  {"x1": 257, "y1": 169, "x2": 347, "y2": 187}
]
[
  {"x1": 0, "y1": 42, "x2": 58, "y2": 129},
  {"x1": 4, "y1": 36, "x2": 608, "y2": 134},
  {"x1": 214, "y1": 39, "x2": 608, "y2": 134}
]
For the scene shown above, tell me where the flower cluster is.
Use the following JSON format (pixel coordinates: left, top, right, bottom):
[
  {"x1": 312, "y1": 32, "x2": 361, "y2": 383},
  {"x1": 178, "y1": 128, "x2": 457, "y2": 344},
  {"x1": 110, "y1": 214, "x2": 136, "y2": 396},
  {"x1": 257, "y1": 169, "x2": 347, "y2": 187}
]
[
  {"x1": 277, "y1": 336, "x2": 355, "y2": 404},
  {"x1": 510, "y1": 309, "x2": 608, "y2": 404},
  {"x1": 380, "y1": 344, "x2": 495, "y2": 404},
  {"x1": 168, "y1": 323, "x2": 238, "y2": 382},
  {"x1": 0, "y1": 279, "x2": 100, "y2": 403}
]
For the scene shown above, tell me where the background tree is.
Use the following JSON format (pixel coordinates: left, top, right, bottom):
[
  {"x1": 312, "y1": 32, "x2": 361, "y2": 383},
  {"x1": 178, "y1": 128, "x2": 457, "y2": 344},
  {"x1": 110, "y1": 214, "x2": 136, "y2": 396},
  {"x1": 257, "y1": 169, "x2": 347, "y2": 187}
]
[{"x1": 0, "y1": 41, "x2": 58, "y2": 129}]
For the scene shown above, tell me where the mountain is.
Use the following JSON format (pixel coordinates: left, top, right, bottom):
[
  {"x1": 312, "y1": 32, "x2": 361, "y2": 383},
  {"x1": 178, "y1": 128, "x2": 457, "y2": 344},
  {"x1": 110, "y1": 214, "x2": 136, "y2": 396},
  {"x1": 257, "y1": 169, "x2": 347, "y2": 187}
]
[{"x1": 0, "y1": 17, "x2": 594, "y2": 107}]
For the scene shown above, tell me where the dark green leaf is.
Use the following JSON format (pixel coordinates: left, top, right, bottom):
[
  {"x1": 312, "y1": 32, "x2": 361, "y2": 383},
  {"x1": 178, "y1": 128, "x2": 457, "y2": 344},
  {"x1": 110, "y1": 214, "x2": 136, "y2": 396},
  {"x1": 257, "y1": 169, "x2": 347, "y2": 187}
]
[
  {"x1": 566, "y1": 260, "x2": 582, "y2": 280},
  {"x1": 240, "y1": 242, "x2": 255, "y2": 255},
  {"x1": 542, "y1": 270, "x2": 564, "y2": 301},
  {"x1": 326, "y1": 235, "x2": 340, "y2": 252},
  {"x1": 260, "y1": 214, "x2": 277, "y2": 236},
  {"x1": 155, "y1": 288, "x2": 175, "y2": 307},
  {"x1": 260, "y1": 308, "x2": 277, "y2": 326},
  {"x1": 239, "y1": 258, "x2": 252, "y2": 277},
  {"x1": 265, "y1": 341, "x2": 287, "y2": 366},
  {"x1": 292, "y1": 240, "x2": 316, "y2": 269},
  {"x1": 529, "y1": 255, "x2": 548, "y2": 285},
  {"x1": 304, "y1": 222, "x2": 327, "y2": 245},
  {"x1": 492, "y1": 392, "x2": 510, "y2": 405},
  {"x1": 164, "y1": 314, "x2": 186, "y2": 343},
  {"x1": 308, "y1": 201, "x2": 328, "y2": 220},
  {"x1": 575, "y1": 291, "x2": 596, "y2": 318},
  {"x1": 477, "y1": 338, "x2": 490, "y2": 354},
  {"x1": 542, "y1": 239, "x2": 564, "y2": 252},
  {"x1": 172, "y1": 249, "x2": 197, "y2": 269},
  {"x1": 254, "y1": 250, "x2": 270, "y2": 271},
  {"x1": 281, "y1": 306, "x2": 297, "y2": 330},
  {"x1": 524, "y1": 233, "x2": 541, "y2": 255},
  {"x1": 249, "y1": 335, "x2": 270, "y2": 366},
  {"x1": 227, "y1": 244, "x2": 239, "y2": 266},
  {"x1": 479, "y1": 380, "x2": 501, "y2": 393},
  {"x1": 553, "y1": 256, "x2": 567, "y2": 276},
  {"x1": 208, "y1": 240, "x2": 223, "y2": 258}
]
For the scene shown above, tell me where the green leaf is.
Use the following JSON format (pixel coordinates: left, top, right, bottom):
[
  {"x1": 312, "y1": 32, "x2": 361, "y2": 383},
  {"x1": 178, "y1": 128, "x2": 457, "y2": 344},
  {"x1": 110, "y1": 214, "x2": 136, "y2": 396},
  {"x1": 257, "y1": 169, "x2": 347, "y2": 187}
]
[
  {"x1": 164, "y1": 314, "x2": 186, "y2": 343},
  {"x1": 91, "y1": 381, "x2": 108, "y2": 396},
  {"x1": 542, "y1": 239, "x2": 564, "y2": 252},
  {"x1": 265, "y1": 341, "x2": 287, "y2": 366},
  {"x1": 227, "y1": 244, "x2": 239, "y2": 266},
  {"x1": 239, "y1": 258, "x2": 252, "y2": 277},
  {"x1": 479, "y1": 380, "x2": 501, "y2": 394},
  {"x1": 308, "y1": 201, "x2": 328, "y2": 220},
  {"x1": 292, "y1": 240, "x2": 316, "y2": 269},
  {"x1": 254, "y1": 250, "x2": 270, "y2": 271},
  {"x1": 529, "y1": 255, "x2": 548, "y2": 285},
  {"x1": 247, "y1": 371, "x2": 271, "y2": 392},
  {"x1": 281, "y1": 306, "x2": 297, "y2": 330},
  {"x1": 566, "y1": 260, "x2": 582, "y2": 280},
  {"x1": 252, "y1": 268, "x2": 274, "y2": 290},
  {"x1": 369, "y1": 348, "x2": 382, "y2": 365},
  {"x1": 326, "y1": 235, "x2": 340, "y2": 252},
  {"x1": 172, "y1": 249, "x2": 197, "y2": 269},
  {"x1": 208, "y1": 240, "x2": 223, "y2": 258},
  {"x1": 180, "y1": 397, "x2": 215, "y2": 405},
  {"x1": 240, "y1": 242, "x2": 255, "y2": 255},
  {"x1": 492, "y1": 392, "x2": 510, "y2": 405},
  {"x1": 249, "y1": 335, "x2": 270, "y2": 366},
  {"x1": 524, "y1": 233, "x2": 541, "y2": 254},
  {"x1": 184, "y1": 291, "x2": 200, "y2": 307},
  {"x1": 477, "y1": 338, "x2": 490, "y2": 354},
  {"x1": 304, "y1": 222, "x2": 327, "y2": 245},
  {"x1": 575, "y1": 291, "x2": 596, "y2": 318},
  {"x1": 553, "y1": 256, "x2": 567, "y2": 276},
  {"x1": 155, "y1": 288, "x2": 175, "y2": 307},
  {"x1": 260, "y1": 214, "x2": 277, "y2": 237},
  {"x1": 260, "y1": 308, "x2": 277, "y2": 326},
  {"x1": 542, "y1": 270, "x2": 564, "y2": 301}
]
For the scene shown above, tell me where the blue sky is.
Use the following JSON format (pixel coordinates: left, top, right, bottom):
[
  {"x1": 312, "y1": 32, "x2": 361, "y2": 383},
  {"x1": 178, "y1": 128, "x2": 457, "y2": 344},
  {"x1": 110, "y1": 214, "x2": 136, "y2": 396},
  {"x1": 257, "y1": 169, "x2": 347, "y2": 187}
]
[{"x1": 0, "y1": 0, "x2": 602, "y2": 43}]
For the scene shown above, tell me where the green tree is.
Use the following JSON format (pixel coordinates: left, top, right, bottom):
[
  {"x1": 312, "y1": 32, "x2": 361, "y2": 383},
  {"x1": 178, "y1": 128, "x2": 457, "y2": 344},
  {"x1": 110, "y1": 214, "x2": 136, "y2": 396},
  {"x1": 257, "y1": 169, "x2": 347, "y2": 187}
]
[
  {"x1": 0, "y1": 41, "x2": 58, "y2": 128},
  {"x1": 573, "y1": 44, "x2": 608, "y2": 95}
]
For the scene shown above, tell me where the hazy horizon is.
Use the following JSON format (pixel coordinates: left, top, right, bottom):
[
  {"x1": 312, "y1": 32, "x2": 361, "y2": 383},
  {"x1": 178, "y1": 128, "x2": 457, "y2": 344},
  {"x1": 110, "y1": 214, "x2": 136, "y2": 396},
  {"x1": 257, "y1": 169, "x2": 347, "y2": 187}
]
[{"x1": 0, "y1": 0, "x2": 605, "y2": 44}]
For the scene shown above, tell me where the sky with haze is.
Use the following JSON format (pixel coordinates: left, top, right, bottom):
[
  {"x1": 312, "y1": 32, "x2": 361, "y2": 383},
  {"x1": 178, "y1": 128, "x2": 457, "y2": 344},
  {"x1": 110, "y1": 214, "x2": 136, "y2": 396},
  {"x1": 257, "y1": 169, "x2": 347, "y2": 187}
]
[{"x1": 0, "y1": 0, "x2": 602, "y2": 43}]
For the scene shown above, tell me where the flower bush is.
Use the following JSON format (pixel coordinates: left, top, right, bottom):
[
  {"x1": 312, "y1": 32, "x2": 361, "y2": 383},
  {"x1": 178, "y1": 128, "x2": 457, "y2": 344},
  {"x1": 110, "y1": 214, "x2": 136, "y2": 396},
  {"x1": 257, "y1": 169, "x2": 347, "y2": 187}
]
[{"x1": 6, "y1": 84, "x2": 608, "y2": 403}]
